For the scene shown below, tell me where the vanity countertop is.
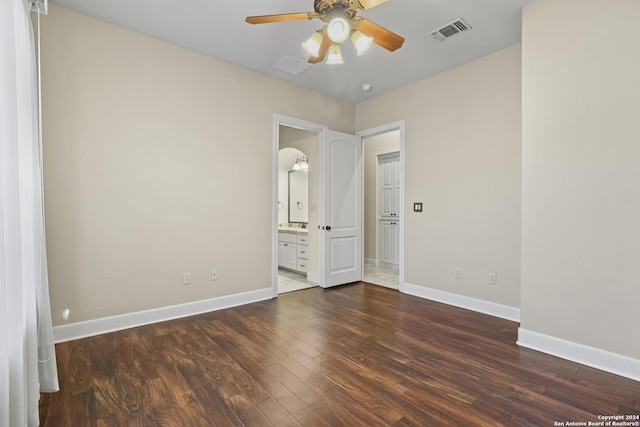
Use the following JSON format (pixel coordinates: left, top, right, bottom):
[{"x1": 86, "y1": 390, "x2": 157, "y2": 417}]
[{"x1": 278, "y1": 227, "x2": 309, "y2": 235}]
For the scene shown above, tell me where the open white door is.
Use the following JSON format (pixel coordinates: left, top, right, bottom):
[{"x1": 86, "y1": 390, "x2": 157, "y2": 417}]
[{"x1": 319, "y1": 130, "x2": 362, "y2": 288}]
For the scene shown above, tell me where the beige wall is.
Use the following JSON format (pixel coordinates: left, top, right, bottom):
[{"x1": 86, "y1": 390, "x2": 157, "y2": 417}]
[
  {"x1": 356, "y1": 45, "x2": 522, "y2": 308},
  {"x1": 521, "y1": 0, "x2": 640, "y2": 358},
  {"x1": 41, "y1": 5, "x2": 354, "y2": 325},
  {"x1": 39, "y1": 0, "x2": 640, "y2": 368},
  {"x1": 363, "y1": 131, "x2": 400, "y2": 261}
]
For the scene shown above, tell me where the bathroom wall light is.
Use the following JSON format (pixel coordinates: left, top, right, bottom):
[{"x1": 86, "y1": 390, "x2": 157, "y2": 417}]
[{"x1": 291, "y1": 156, "x2": 309, "y2": 171}]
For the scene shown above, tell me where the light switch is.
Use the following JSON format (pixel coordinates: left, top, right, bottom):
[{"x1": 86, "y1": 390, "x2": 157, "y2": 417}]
[{"x1": 413, "y1": 202, "x2": 423, "y2": 212}]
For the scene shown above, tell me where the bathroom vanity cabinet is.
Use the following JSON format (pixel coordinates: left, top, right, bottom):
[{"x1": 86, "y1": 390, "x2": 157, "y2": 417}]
[{"x1": 278, "y1": 231, "x2": 308, "y2": 274}]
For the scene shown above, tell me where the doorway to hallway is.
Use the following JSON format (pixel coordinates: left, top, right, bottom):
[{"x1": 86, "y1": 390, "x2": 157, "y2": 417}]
[{"x1": 359, "y1": 122, "x2": 405, "y2": 291}]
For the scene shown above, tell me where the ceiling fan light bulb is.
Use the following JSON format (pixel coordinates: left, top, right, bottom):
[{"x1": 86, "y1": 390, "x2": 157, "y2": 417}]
[
  {"x1": 351, "y1": 31, "x2": 373, "y2": 55},
  {"x1": 326, "y1": 44, "x2": 344, "y2": 64},
  {"x1": 327, "y1": 17, "x2": 350, "y2": 43},
  {"x1": 301, "y1": 31, "x2": 323, "y2": 57}
]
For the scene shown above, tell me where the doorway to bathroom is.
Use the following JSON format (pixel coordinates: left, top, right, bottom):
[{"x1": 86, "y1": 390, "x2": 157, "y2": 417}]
[
  {"x1": 272, "y1": 116, "x2": 402, "y2": 295},
  {"x1": 276, "y1": 126, "x2": 319, "y2": 294},
  {"x1": 272, "y1": 115, "x2": 365, "y2": 295}
]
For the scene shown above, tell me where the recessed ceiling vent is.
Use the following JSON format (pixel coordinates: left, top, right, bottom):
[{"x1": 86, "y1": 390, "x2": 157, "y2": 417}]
[
  {"x1": 430, "y1": 18, "x2": 471, "y2": 42},
  {"x1": 273, "y1": 55, "x2": 311, "y2": 76}
]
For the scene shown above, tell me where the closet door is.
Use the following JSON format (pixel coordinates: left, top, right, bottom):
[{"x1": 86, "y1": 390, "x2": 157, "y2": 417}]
[
  {"x1": 379, "y1": 220, "x2": 399, "y2": 265},
  {"x1": 379, "y1": 152, "x2": 400, "y2": 218},
  {"x1": 380, "y1": 157, "x2": 395, "y2": 218},
  {"x1": 378, "y1": 153, "x2": 400, "y2": 266}
]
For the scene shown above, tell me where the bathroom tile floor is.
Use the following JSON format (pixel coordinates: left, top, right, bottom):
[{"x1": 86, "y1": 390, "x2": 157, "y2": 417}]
[
  {"x1": 362, "y1": 264, "x2": 399, "y2": 289},
  {"x1": 277, "y1": 264, "x2": 399, "y2": 294},
  {"x1": 277, "y1": 269, "x2": 317, "y2": 294}
]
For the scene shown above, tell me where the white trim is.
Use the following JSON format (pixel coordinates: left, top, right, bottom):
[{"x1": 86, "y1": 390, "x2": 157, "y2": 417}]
[
  {"x1": 517, "y1": 329, "x2": 640, "y2": 382},
  {"x1": 363, "y1": 258, "x2": 400, "y2": 269},
  {"x1": 274, "y1": 114, "x2": 328, "y2": 133},
  {"x1": 366, "y1": 257, "x2": 399, "y2": 270},
  {"x1": 364, "y1": 258, "x2": 379, "y2": 266},
  {"x1": 357, "y1": 121, "x2": 406, "y2": 292},
  {"x1": 53, "y1": 288, "x2": 274, "y2": 343},
  {"x1": 306, "y1": 272, "x2": 319, "y2": 284},
  {"x1": 402, "y1": 282, "x2": 520, "y2": 322}
]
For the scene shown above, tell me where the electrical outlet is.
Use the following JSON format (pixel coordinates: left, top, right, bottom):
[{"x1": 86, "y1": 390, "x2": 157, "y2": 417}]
[
  {"x1": 210, "y1": 269, "x2": 218, "y2": 281},
  {"x1": 489, "y1": 273, "x2": 498, "y2": 286},
  {"x1": 62, "y1": 308, "x2": 70, "y2": 321},
  {"x1": 454, "y1": 268, "x2": 462, "y2": 279},
  {"x1": 183, "y1": 272, "x2": 191, "y2": 285}
]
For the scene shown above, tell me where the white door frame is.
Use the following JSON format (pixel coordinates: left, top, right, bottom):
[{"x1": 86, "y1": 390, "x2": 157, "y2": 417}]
[
  {"x1": 357, "y1": 121, "x2": 406, "y2": 292},
  {"x1": 272, "y1": 114, "x2": 327, "y2": 298}
]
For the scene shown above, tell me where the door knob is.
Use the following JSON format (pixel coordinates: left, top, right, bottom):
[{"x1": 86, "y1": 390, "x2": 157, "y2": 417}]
[{"x1": 326, "y1": 225, "x2": 331, "y2": 231}]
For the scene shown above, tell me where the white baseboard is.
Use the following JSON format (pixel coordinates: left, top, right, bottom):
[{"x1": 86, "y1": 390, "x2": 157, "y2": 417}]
[
  {"x1": 517, "y1": 328, "x2": 640, "y2": 382},
  {"x1": 53, "y1": 288, "x2": 274, "y2": 343},
  {"x1": 364, "y1": 258, "x2": 399, "y2": 270},
  {"x1": 402, "y1": 282, "x2": 520, "y2": 322},
  {"x1": 307, "y1": 272, "x2": 319, "y2": 284},
  {"x1": 399, "y1": 283, "x2": 639, "y2": 382}
]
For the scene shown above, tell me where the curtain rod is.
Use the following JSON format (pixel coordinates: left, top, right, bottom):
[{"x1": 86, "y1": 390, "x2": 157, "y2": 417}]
[{"x1": 30, "y1": 0, "x2": 48, "y2": 15}]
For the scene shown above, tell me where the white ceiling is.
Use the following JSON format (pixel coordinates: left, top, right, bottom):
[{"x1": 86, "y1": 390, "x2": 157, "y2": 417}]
[{"x1": 50, "y1": 0, "x2": 534, "y2": 103}]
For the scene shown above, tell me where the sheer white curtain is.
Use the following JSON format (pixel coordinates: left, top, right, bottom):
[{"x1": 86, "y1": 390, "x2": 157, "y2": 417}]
[{"x1": 1, "y1": 0, "x2": 59, "y2": 426}]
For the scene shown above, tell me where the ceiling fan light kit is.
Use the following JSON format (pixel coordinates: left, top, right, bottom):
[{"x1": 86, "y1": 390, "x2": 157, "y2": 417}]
[
  {"x1": 351, "y1": 30, "x2": 373, "y2": 55},
  {"x1": 326, "y1": 44, "x2": 344, "y2": 64},
  {"x1": 327, "y1": 16, "x2": 350, "y2": 43},
  {"x1": 245, "y1": 0, "x2": 404, "y2": 65},
  {"x1": 301, "y1": 31, "x2": 324, "y2": 57}
]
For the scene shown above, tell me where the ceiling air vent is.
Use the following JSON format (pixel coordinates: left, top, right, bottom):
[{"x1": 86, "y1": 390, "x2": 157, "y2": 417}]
[
  {"x1": 273, "y1": 56, "x2": 311, "y2": 76},
  {"x1": 430, "y1": 18, "x2": 471, "y2": 42}
]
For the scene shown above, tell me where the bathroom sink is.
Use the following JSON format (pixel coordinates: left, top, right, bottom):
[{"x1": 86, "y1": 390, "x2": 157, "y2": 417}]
[{"x1": 279, "y1": 227, "x2": 308, "y2": 234}]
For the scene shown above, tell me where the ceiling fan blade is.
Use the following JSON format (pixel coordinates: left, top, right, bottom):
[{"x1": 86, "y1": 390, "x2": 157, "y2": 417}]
[
  {"x1": 357, "y1": 0, "x2": 389, "y2": 10},
  {"x1": 356, "y1": 18, "x2": 405, "y2": 52},
  {"x1": 308, "y1": 28, "x2": 331, "y2": 63},
  {"x1": 245, "y1": 12, "x2": 317, "y2": 25}
]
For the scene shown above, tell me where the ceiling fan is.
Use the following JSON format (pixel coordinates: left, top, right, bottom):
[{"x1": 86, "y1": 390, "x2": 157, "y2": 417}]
[{"x1": 245, "y1": 0, "x2": 405, "y2": 64}]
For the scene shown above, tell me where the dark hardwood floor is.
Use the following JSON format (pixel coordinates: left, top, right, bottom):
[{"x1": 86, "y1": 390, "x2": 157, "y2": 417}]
[{"x1": 40, "y1": 283, "x2": 640, "y2": 426}]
